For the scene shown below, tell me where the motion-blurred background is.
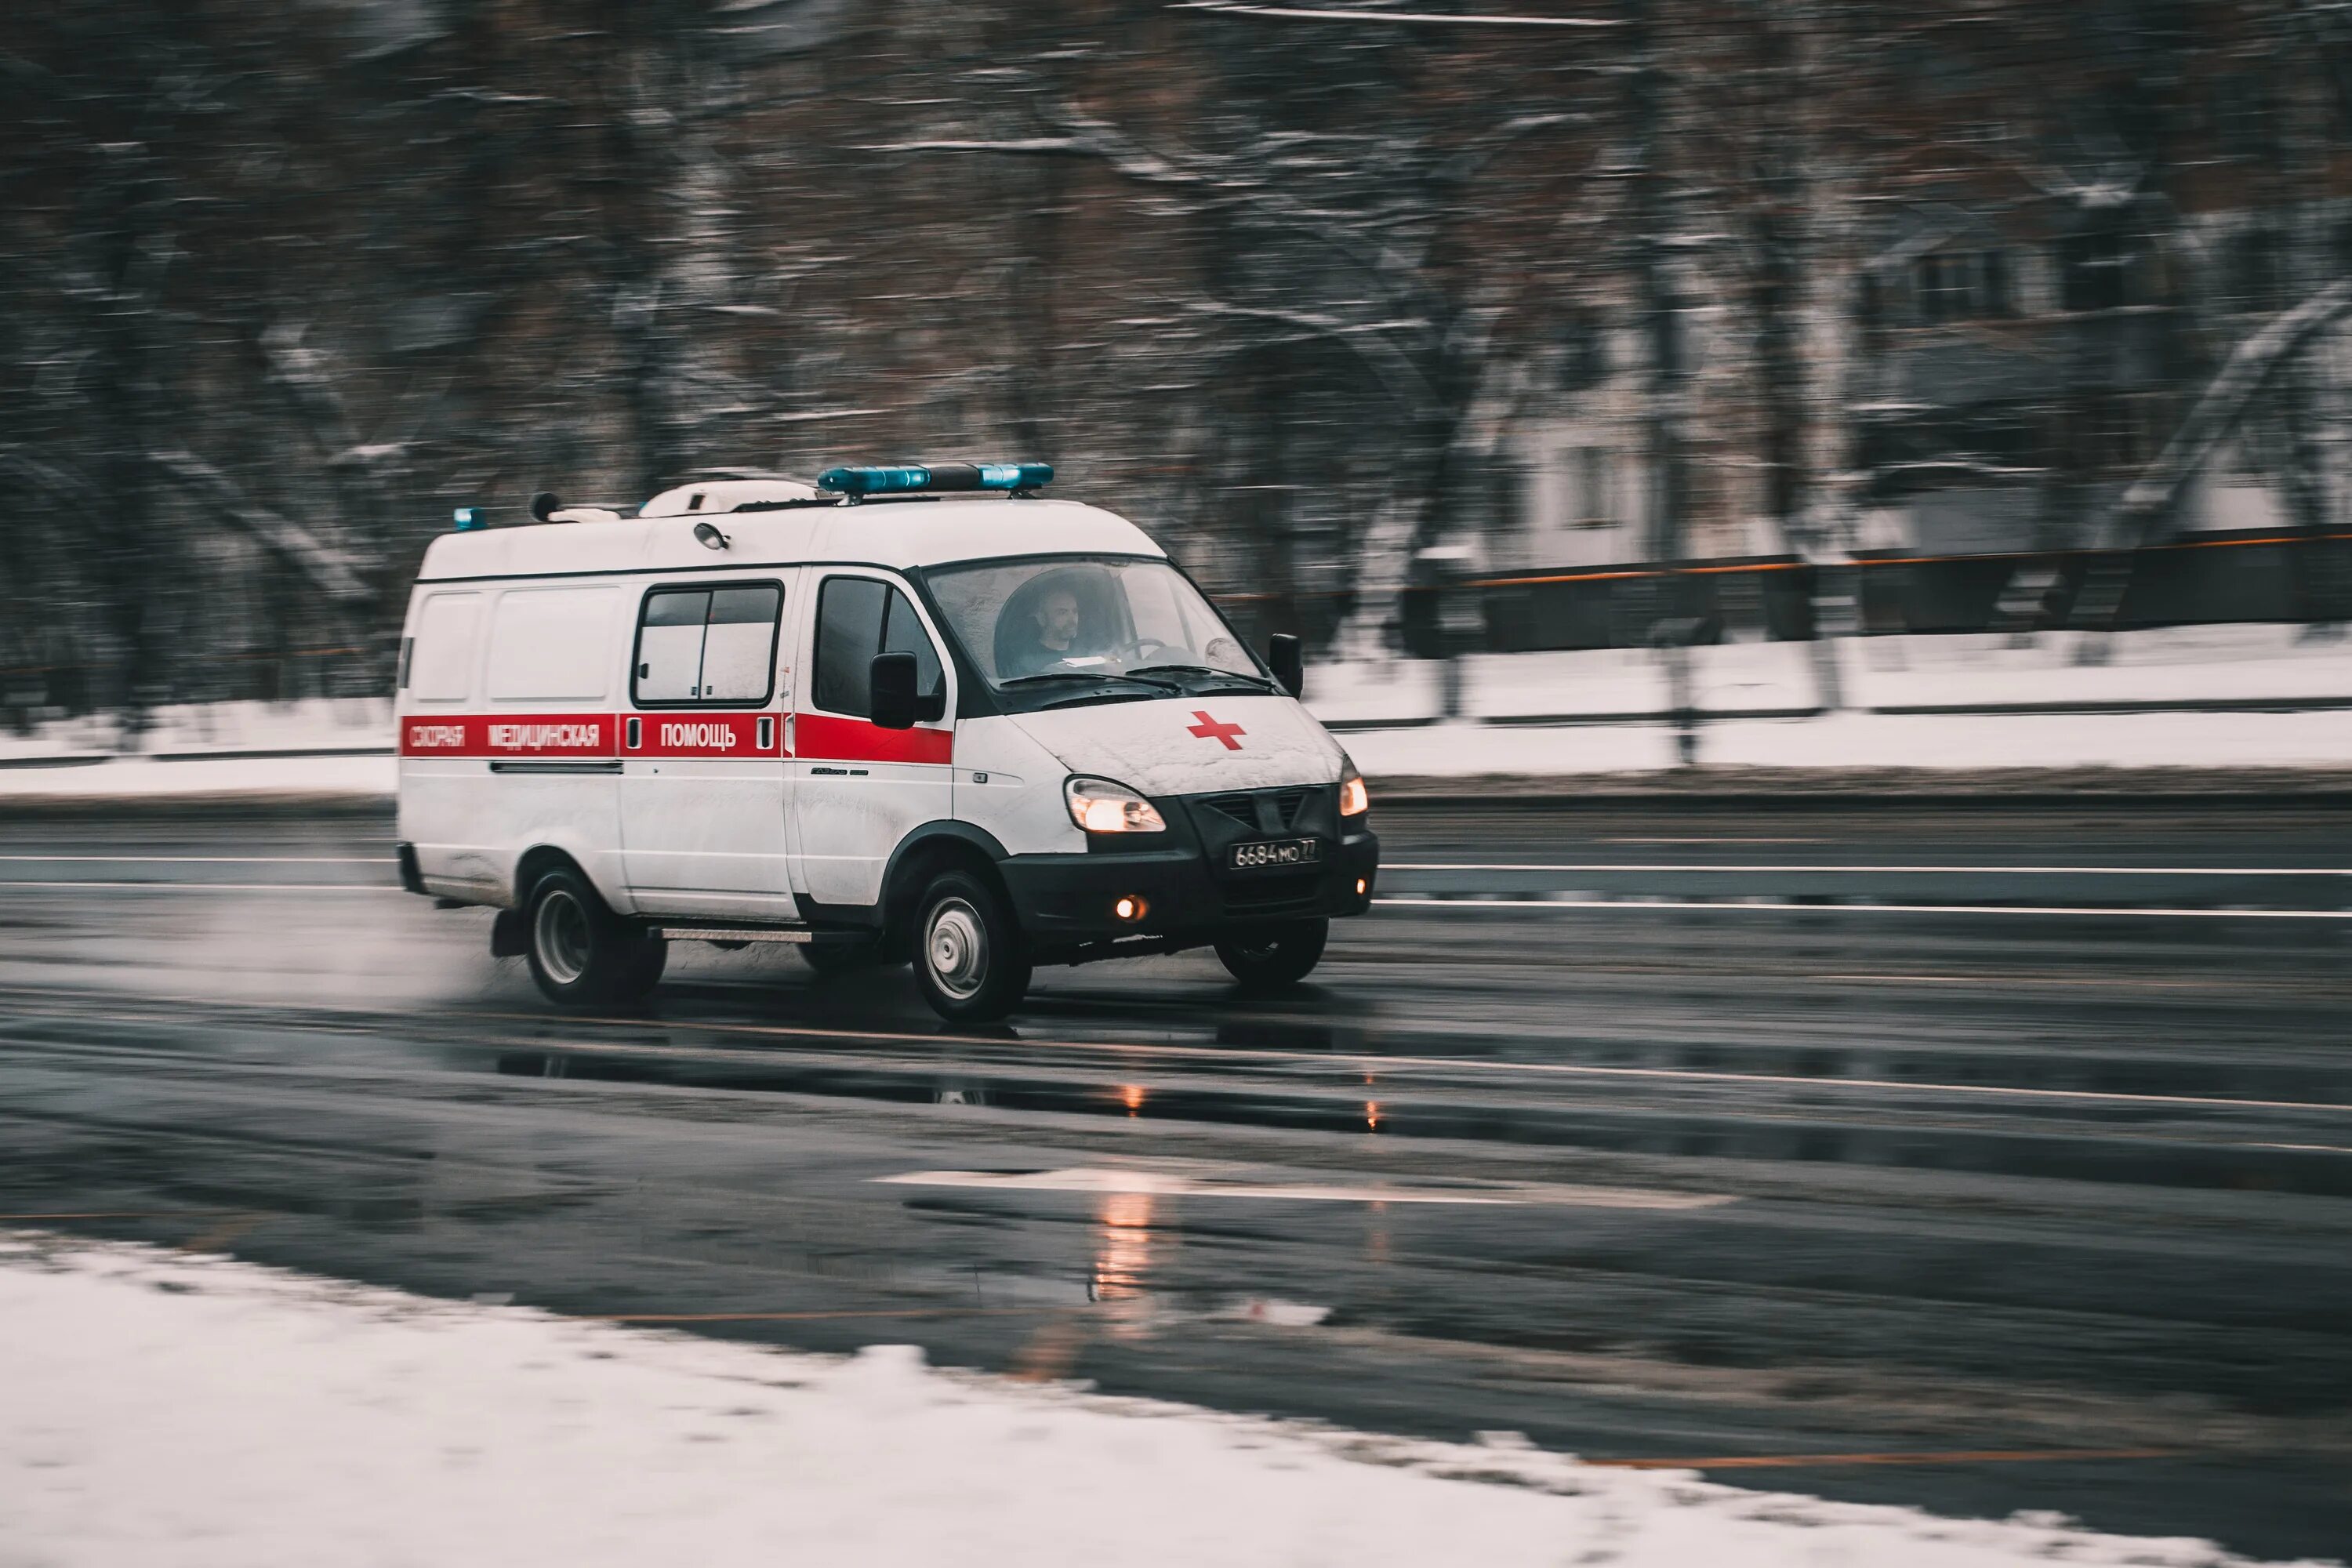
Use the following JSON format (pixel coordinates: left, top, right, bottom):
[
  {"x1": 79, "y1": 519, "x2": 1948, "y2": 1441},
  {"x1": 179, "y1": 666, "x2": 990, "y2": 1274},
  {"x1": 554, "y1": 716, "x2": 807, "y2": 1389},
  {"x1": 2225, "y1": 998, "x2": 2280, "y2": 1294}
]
[{"x1": 5, "y1": 0, "x2": 2350, "y2": 725}]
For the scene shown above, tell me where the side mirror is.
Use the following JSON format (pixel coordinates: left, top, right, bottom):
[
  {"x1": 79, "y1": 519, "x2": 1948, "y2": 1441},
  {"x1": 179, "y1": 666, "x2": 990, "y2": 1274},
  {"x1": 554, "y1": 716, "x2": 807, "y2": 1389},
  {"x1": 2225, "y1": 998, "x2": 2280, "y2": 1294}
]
[
  {"x1": 1266, "y1": 633, "x2": 1304, "y2": 699},
  {"x1": 870, "y1": 652, "x2": 920, "y2": 730}
]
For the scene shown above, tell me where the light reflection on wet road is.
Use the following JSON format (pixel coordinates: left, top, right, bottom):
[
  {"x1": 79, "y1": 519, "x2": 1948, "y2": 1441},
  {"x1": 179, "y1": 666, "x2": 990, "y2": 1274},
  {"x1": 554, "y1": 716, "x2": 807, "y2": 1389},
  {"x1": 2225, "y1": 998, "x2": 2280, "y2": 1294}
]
[{"x1": 2, "y1": 798, "x2": 2350, "y2": 1559}]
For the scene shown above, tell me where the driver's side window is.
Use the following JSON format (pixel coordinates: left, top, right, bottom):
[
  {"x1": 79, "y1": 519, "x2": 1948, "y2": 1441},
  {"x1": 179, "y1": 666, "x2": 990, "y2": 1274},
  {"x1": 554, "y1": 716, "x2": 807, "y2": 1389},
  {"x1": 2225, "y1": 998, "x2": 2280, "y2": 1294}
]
[{"x1": 813, "y1": 575, "x2": 944, "y2": 720}]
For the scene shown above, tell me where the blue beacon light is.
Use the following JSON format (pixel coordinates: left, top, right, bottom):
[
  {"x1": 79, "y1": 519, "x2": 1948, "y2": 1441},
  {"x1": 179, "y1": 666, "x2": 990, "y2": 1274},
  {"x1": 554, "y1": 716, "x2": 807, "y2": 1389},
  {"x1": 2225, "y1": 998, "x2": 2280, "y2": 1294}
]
[
  {"x1": 975, "y1": 463, "x2": 1054, "y2": 490},
  {"x1": 818, "y1": 463, "x2": 1053, "y2": 497},
  {"x1": 452, "y1": 506, "x2": 487, "y2": 532}
]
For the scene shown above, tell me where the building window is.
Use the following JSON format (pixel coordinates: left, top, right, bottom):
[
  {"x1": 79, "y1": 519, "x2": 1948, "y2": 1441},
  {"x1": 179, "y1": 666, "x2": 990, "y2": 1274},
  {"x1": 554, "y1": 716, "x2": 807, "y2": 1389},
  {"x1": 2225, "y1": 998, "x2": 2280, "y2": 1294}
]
[
  {"x1": 2059, "y1": 231, "x2": 2131, "y2": 314},
  {"x1": 2229, "y1": 226, "x2": 2279, "y2": 311},
  {"x1": 1571, "y1": 448, "x2": 1613, "y2": 528},
  {"x1": 1915, "y1": 249, "x2": 2011, "y2": 322},
  {"x1": 2212, "y1": 75, "x2": 2277, "y2": 162}
]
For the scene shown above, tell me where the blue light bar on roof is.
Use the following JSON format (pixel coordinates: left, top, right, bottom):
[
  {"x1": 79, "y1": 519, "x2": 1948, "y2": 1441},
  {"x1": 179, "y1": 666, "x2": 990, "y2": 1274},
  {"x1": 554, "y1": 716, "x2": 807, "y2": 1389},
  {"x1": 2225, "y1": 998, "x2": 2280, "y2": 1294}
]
[
  {"x1": 452, "y1": 506, "x2": 487, "y2": 532},
  {"x1": 818, "y1": 462, "x2": 1053, "y2": 497}
]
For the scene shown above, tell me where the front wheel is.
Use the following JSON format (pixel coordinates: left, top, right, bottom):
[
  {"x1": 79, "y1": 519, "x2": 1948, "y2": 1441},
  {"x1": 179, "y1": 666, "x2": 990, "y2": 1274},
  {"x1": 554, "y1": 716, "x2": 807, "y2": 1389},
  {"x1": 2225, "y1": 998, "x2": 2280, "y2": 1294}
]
[
  {"x1": 913, "y1": 870, "x2": 1031, "y2": 1023},
  {"x1": 1214, "y1": 918, "x2": 1329, "y2": 991},
  {"x1": 524, "y1": 866, "x2": 664, "y2": 1007}
]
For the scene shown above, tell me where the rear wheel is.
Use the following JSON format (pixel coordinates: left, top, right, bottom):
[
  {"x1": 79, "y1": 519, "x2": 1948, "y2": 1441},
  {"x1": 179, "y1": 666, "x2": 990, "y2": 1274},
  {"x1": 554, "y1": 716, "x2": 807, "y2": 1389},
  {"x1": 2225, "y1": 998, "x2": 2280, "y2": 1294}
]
[
  {"x1": 912, "y1": 870, "x2": 1030, "y2": 1023},
  {"x1": 1214, "y1": 918, "x2": 1328, "y2": 991},
  {"x1": 524, "y1": 866, "x2": 663, "y2": 1007}
]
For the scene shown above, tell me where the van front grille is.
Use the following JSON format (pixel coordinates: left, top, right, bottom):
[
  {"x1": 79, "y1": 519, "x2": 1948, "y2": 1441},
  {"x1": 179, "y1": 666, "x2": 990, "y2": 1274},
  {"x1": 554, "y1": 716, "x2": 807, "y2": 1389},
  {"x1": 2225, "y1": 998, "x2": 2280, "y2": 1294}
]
[{"x1": 1200, "y1": 787, "x2": 1312, "y2": 834}]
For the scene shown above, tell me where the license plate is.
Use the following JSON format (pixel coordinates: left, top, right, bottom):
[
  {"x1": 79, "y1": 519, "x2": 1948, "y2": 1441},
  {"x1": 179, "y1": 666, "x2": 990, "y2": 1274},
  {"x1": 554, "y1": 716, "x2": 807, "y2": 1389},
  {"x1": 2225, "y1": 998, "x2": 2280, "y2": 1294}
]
[{"x1": 1229, "y1": 837, "x2": 1321, "y2": 870}]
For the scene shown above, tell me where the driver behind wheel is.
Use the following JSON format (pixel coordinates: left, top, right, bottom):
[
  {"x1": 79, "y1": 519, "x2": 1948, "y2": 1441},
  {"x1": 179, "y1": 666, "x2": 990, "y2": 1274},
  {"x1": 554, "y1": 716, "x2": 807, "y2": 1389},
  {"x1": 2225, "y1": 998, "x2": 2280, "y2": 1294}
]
[{"x1": 1007, "y1": 584, "x2": 1084, "y2": 677}]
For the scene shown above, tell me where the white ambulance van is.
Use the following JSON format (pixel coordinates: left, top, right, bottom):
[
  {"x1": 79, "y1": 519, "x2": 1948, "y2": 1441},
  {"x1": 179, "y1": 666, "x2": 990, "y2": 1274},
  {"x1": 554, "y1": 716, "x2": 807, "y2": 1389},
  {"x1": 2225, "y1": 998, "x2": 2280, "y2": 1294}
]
[{"x1": 394, "y1": 463, "x2": 1379, "y2": 1021}]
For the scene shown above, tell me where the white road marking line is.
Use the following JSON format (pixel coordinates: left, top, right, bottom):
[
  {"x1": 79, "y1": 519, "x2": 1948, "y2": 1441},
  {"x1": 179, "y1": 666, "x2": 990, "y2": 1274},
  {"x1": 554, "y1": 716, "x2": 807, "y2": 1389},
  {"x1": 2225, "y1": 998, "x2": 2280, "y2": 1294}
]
[
  {"x1": 876, "y1": 1167, "x2": 1733, "y2": 1209},
  {"x1": 1374, "y1": 897, "x2": 2352, "y2": 920},
  {"x1": 0, "y1": 855, "x2": 394, "y2": 865},
  {"x1": 1598, "y1": 837, "x2": 1827, "y2": 845},
  {"x1": 1384, "y1": 862, "x2": 2352, "y2": 877}
]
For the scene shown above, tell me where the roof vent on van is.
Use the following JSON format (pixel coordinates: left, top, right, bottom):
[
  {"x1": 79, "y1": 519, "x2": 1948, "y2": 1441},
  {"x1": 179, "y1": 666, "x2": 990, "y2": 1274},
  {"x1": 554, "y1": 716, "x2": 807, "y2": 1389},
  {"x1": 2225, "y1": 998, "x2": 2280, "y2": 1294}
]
[
  {"x1": 641, "y1": 475, "x2": 822, "y2": 517},
  {"x1": 527, "y1": 492, "x2": 626, "y2": 524}
]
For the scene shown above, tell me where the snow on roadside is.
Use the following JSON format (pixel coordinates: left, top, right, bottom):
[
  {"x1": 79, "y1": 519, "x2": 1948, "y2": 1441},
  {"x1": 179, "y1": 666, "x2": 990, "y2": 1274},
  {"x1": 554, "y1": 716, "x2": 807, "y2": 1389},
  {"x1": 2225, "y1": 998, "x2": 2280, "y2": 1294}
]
[
  {"x1": 0, "y1": 1236, "x2": 2315, "y2": 1567},
  {"x1": 1305, "y1": 625, "x2": 2352, "y2": 725},
  {"x1": 0, "y1": 751, "x2": 396, "y2": 801},
  {"x1": 1340, "y1": 707, "x2": 2352, "y2": 778},
  {"x1": 0, "y1": 697, "x2": 393, "y2": 764}
]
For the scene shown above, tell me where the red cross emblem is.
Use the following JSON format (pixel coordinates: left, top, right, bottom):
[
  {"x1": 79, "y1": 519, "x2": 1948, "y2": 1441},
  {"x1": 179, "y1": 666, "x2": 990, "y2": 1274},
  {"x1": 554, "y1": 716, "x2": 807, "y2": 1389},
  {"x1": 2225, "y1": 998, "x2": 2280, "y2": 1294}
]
[{"x1": 1186, "y1": 710, "x2": 1246, "y2": 750}]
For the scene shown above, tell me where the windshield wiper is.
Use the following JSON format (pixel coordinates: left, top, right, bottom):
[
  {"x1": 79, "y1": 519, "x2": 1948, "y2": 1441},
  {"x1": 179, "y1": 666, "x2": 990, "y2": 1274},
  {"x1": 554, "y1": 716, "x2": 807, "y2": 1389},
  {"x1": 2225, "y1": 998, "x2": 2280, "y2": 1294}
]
[
  {"x1": 1127, "y1": 663, "x2": 1278, "y2": 691},
  {"x1": 999, "y1": 670, "x2": 1181, "y2": 694}
]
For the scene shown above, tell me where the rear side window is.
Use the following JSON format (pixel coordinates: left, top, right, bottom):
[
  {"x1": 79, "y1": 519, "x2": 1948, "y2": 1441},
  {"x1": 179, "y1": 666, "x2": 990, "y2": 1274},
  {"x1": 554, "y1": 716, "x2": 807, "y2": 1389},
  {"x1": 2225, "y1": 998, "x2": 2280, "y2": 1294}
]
[
  {"x1": 813, "y1": 575, "x2": 943, "y2": 718},
  {"x1": 488, "y1": 587, "x2": 615, "y2": 701},
  {"x1": 408, "y1": 593, "x2": 483, "y2": 702},
  {"x1": 633, "y1": 582, "x2": 783, "y2": 706}
]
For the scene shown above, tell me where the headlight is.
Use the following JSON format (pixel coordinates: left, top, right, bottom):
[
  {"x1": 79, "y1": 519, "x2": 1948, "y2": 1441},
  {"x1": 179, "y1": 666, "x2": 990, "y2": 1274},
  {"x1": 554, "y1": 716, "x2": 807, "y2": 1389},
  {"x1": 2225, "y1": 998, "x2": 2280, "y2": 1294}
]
[
  {"x1": 1338, "y1": 757, "x2": 1369, "y2": 817},
  {"x1": 1065, "y1": 776, "x2": 1167, "y2": 833}
]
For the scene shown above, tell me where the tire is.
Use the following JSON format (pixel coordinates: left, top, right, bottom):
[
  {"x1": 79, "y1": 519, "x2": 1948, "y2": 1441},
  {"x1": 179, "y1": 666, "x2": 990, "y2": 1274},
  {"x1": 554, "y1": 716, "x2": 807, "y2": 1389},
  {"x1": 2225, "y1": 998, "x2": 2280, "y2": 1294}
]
[
  {"x1": 523, "y1": 866, "x2": 663, "y2": 1007},
  {"x1": 911, "y1": 870, "x2": 1031, "y2": 1023},
  {"x1": 1214, "y1": 918, "x2": 1329, "y2": 991},
  {"x1": 611, "y1": 930, "x2": 668, "y2": 1003}
]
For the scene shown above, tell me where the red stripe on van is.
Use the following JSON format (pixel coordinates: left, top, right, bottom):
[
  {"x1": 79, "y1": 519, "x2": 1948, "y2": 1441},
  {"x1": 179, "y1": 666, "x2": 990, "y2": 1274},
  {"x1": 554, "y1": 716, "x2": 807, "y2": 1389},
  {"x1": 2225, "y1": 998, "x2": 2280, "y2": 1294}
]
[
  {"x1": 626, "y1": 712, "x2": 781, "y2": 757},
  {"x1": 794, "y1": 713, "x2": 953, "y2": 766},
  {"x1": 400, "y1": 714, "x2": 615, "y2": 758}
]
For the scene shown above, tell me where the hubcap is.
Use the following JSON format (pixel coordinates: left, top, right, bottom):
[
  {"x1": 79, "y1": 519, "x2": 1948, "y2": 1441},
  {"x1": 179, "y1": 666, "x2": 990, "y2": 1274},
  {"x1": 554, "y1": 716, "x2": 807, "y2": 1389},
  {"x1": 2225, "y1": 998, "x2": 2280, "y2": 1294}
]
[
  {"x1": 534, "y1": 888, "x2": 592, "y2": 985},
  {"x1": 926, "y1": 897, "x2": 989, "y2": 1000}
]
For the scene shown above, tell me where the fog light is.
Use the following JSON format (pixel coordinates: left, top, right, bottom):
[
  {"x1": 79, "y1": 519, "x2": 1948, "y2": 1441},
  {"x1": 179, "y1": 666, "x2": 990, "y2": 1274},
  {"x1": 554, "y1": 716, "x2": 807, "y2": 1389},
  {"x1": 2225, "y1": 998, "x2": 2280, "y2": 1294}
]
[
  {"x1": 1355, "y1": 878, "x2": 1368, "y2": 897},
  {"x1": 1114, "y1": 895, "x2": 1149, "y2": 922}
]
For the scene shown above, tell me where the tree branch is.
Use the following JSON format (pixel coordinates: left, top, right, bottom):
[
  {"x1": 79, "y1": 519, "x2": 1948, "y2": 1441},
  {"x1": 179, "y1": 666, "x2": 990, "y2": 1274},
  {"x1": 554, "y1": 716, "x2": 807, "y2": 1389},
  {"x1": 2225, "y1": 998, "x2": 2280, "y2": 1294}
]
[
  {"x1": 2118, "y1": 279, "x2": 2352, "y2": 526},
  {"x1": 147, "y1": 450, "x2": 374, "y2": 605}
]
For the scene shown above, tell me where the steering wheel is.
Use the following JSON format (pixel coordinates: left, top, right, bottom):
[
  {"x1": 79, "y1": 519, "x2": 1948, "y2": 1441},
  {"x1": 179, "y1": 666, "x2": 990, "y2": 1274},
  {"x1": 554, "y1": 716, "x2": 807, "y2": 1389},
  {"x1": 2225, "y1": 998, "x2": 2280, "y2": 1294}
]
[{"x1": 1112, "y1": 637, "x2": 1174, "y2": 665}]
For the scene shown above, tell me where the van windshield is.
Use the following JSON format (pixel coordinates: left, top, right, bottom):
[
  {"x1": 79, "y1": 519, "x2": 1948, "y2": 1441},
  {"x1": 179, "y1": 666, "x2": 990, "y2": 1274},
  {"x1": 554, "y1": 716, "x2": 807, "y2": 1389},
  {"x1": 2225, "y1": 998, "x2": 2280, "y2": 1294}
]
[{"x1": 923, "y1": 555, "x2": 1273, "y2": 711}]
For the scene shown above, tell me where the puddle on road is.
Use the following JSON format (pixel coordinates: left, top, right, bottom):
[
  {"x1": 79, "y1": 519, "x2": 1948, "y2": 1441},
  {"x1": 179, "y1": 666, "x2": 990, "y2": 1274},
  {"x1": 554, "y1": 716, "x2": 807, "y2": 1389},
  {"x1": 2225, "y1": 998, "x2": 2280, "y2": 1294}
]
[{"x1": 477, "y1": 1038, "x2": 2352, "y2": 1200}]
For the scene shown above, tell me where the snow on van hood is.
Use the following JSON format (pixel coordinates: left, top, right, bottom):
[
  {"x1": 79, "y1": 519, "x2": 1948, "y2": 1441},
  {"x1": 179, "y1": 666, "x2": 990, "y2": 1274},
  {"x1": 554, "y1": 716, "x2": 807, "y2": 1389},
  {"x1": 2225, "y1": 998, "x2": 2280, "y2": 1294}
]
[{"x1": 1008, "y1": 695, "x2": 1345, "y2": 797}]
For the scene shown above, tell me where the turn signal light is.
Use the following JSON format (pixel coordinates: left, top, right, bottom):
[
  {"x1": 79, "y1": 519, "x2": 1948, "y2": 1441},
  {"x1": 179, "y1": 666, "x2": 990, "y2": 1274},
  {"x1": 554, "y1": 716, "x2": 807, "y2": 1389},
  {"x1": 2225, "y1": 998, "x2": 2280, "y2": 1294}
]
[
  {"x1": 1114, "y1": 895, "x2": 1149, "y2": 922},
  {"x1": 1338, "y1": 758, "x2": 1369, "y2": 816},
  {"x1": 1355, "y1": 878, "x2": 1368, "y2": 897}
]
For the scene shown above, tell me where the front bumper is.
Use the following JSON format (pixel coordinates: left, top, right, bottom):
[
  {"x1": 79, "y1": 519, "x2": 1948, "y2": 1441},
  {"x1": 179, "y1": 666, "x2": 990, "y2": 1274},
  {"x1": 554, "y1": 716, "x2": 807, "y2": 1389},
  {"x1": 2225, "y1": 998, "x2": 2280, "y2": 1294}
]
[{"x1": 996, "y1": 782, "x2": 1377, "y2": 957}]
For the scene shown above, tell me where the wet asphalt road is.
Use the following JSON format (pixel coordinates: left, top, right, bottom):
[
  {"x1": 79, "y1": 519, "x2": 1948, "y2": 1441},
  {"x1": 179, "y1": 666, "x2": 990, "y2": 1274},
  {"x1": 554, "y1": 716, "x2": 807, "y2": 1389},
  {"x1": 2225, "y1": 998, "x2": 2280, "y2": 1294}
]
[{"x1": 2, "y1": 797, "x2": 2350, "y2": 1560}]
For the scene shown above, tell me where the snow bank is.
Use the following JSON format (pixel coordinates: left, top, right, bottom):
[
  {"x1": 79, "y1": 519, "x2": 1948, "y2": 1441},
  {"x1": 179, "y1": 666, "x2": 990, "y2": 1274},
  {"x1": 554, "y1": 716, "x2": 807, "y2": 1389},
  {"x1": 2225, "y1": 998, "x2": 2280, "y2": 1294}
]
[
  {"x1": 0, "y1": 752, "x2": 396, "y2": 801},
  {"x1": 1306, "y1": 624, "x2": 2352, "y2": 725},
  {"x1": 0, "y1": 1236, "x2": 2314, "y2": 1567},
  {"x1": 0, "y1": 697, "x2": 394, "y2": 764}
]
